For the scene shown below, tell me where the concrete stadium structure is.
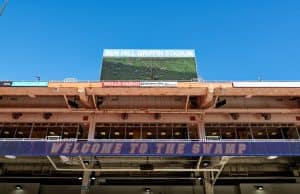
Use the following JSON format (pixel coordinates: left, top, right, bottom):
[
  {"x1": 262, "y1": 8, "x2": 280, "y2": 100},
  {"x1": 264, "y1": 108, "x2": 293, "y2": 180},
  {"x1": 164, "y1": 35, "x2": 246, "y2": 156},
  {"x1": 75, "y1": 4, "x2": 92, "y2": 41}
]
[
  {"x1": 1, "y1": 50, "x2": 300, "y2": 194},
  {"x1": 1, "y1": 80, "x2": 300, "y2": 194}
]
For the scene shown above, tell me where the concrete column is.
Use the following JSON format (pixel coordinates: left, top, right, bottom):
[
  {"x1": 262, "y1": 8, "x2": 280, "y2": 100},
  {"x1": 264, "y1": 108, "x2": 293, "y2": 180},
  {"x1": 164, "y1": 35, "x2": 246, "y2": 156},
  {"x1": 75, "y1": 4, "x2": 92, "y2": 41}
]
[
  {"x1": 194, "y1": 176, "x2": 202, "y2": 194},
  {"x1": 81, "y1": 171, "x2": 90, "y2": 194},
  {"x1": 88, "y1": 113, "x2": 96, "y2": 140},
  {"x1": 198, "y1": 121, "x2": 206, "y2": 139},
  {"x1": 203, "y1": 171, "x2": 214, "y2": 194},
  {"x1": 81, "y1": 114, "x2": 96, "y2": 194}
]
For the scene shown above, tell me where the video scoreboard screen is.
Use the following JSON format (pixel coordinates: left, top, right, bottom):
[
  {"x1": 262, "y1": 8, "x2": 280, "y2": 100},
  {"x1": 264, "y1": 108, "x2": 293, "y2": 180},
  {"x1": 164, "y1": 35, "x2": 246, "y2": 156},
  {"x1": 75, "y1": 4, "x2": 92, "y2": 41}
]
[{"x1": 100, "y1": 49, "x2": 198, "y2": 81}]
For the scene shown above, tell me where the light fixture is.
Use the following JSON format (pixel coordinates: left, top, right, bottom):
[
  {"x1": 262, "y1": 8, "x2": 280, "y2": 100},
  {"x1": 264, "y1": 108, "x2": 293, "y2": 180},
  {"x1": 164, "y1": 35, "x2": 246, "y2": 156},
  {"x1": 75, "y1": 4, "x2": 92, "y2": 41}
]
[
  {"x1": 225, "y1": 131, "x2": 232, "y2": 136},
  {"x1": 63, "y1": 131, "x2": 69, "y2": 135},
  {"x1": 90, "y1": 171, "x2": 96, "y2": 181},
  {"x1": 114, "y1": 131, "x2": 120, "y2": 136},
  {"x1": 78, "y1": 176, "x2": 83, "y2": 180},
  {"x1": 146, "y1": 132, "x2": 152, "y2": 136},
  {"x1": 211, "y1": 132, "x2": 217, "y2": 135},
  {"x1": 256, "y1": 185, "x2": 264, "y2": 191},
  {"x1": 128, "y1": 132, "x2": 134, "y2": 136},
  {"x1": 4, "y1": 155, "x2": 16, "y2": 159},
  {"x1": 267, "y1": 156, "x2": 278, "y2": 160},
  {"x1": 17, "y1": 131, "x2": 24, "y2": 135},
  {"x1": 144, "y1": 188, "x2": 152, "y2": 193},
  {"x1": 271, "y1": 132, "x2": 277, "y2": 135},
  {"x1": 49, "y1": 131, "x2": 55, "y2": 135},
  {"x1": 4, "y1": 131, "x2": 10, "y2": 134},
  {"x1": 100, "y1": 131, "x2": 106, "y2": 136},
  {"x1": 160, "y1": 131, "x2": 166, "y2": 136},
  {"x1": 175, "y1": 132, "x2": 181, "y2": 136},
  {"x1": 15, "y1": 185, "x2": 23, "y2": 190},
  {"x1": 197, "y1": 176, "x2": 202, "y2": 180},
  {"x1": 84, "y1": 161, "x2": 90, "y2": 165},
  {"x1": 257, "y1": 132, "x2": 263, "y2": 136},
  {"x1": 202, "y1": 161, "x2": 210, "y2": 167}
]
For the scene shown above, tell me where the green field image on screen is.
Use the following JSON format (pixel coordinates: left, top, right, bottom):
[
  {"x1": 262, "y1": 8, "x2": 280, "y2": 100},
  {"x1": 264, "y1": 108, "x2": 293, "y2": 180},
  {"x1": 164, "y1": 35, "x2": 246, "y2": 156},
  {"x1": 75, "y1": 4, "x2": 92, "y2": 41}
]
[{"x1": 100, "y1": 57, "x2": 198, "y2": 80}]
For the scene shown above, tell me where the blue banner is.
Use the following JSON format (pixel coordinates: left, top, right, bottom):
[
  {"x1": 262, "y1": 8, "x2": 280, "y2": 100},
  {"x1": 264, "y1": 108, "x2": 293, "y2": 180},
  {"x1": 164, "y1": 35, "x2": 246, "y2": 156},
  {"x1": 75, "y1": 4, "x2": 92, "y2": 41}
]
[
  {"x1": 11, "y1": 81, "x2": 48, "y2": 87},
  {"x1": 1, "y1": 140, "x2": 300, "y2": 156}
]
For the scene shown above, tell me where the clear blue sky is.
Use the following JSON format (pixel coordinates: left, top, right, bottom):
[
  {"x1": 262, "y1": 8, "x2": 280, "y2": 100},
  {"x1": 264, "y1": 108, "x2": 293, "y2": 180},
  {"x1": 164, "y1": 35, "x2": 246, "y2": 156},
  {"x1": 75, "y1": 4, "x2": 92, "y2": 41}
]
[{"x1": 1, "y1": 0, "x2": 300, "y2": 81}]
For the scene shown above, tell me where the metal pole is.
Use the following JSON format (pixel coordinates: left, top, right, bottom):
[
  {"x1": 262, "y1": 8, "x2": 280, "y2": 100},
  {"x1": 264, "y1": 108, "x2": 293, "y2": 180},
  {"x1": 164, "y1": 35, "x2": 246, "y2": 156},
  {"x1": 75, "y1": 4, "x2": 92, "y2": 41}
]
[{"x1": 203, "y1": 171, "x2": 214, "y2": 194}]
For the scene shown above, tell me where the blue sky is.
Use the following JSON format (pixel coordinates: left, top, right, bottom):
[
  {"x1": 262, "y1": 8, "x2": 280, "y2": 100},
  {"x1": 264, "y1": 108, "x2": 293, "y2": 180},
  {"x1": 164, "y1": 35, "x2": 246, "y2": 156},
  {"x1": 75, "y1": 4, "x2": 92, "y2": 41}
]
[{"x1": 0, "y1": 0, "x2": 300, "y2": 81}]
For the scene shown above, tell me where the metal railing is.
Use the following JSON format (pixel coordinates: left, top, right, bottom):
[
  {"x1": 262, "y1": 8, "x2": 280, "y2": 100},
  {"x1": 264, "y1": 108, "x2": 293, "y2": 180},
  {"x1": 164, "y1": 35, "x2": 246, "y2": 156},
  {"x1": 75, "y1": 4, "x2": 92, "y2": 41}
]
[{"x1": 1, "y1": 138, "x2": 300, "y2": 142}]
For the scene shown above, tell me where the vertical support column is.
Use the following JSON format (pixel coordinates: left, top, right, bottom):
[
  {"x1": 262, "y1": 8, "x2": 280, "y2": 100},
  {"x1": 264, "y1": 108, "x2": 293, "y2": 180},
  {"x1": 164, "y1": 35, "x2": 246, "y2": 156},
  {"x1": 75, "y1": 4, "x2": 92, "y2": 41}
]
[
  {"x1": 203, "y1": 171, "x2": 214, "y2": 194},
  {"x1": 81, "y1": 171, "x2": 90, "y2": 194},
  {"x1": 197, "y1": 116, "x2": 206, "y2": 139},
  {"x1": 80, "y1": 113, "x2": 96, "y2": 194},
  {"x1": 88, "y1": 113, "x2": 96, "y2": 140},
  {"x1": 194, "y1": 176, "x2": 202, "y2": 194}
]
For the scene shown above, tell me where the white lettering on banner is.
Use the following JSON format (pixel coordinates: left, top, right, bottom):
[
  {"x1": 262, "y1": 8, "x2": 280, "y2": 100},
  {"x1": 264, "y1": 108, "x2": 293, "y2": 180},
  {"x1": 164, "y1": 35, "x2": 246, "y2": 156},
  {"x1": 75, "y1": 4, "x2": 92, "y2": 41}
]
[
  {"x1": 176, "y1": 143, "x2": 185, "y2": 154},
  {"x1": 81, "y1": 143, "x2": 91, "y2": 154},
  {"x1": 139, "y1": 143, "x2": 148, "y2": 154},
  {"x1": 103, "y1": 49, "x2": 195, "y2": 58},
  {"x1": 100, "y1": 143, "x2": 113, "y2": 154},
  {"x1": 225, "y1": 144, "x2": 236, "y2": 154},
  {"x1": 129, "y1": 143, "x2": 139, "y2": 154},
  {"x1": 113, "y1": 143, "x2": 123, "y2": 154},
  {"x1": 192, "y1": 144, "x2": 200, "y2": 154},
  {"x1": 140, "y1": 82, "x2": 177, "y2": 87},
  {"x1": 203, "y1": 144, "x2": 213, "y2": 154},
  {"x1": 71, "y1": 143, "x2": 80, "y2": 154},
  {"x1": 48, "y1": 142, "x2": 248, "y2": 156},
  {"x1": 90, "y1": 143, "x2": 101, "y2": 154},
  {"x1": 156, "y1": 143, "x2": 165, "y2": 154},
  {"x1": 50, "y1": 143, "x2": 63, "y2": 154},
  {"x1": 214, "y1": 144, "x2": 223, "y2": 154},
  {"x1": 238, "y1": 144, "x2": 247, "y2": 154},
  {"x1": 62, "y1": 143, "x2": 73, "y2": 154},
  {"x1": 165, "y1": 143, "x2": 175, "y2": 154}
]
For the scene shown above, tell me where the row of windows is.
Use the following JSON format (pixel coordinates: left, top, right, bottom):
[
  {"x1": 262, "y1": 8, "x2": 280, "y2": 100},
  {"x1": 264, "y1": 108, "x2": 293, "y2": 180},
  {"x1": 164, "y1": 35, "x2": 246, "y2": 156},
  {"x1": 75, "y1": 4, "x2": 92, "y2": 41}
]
[
  {"x1": 94, "y1": 127, "x2": 198, "y2": 139},
  {"x1": 0, "y1": 124, "x2": 299, "y2": 140},
  {"x1": 206, "y1": 127, "x2": 300, "y2": 139}
]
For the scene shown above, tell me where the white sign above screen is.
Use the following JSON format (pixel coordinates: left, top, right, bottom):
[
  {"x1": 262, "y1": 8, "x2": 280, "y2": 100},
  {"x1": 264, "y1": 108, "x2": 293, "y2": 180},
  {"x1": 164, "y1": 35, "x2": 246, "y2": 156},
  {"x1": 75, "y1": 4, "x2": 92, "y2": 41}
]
[{"x1": 103, "y1": 49, "x2": 195, "y2": 58}]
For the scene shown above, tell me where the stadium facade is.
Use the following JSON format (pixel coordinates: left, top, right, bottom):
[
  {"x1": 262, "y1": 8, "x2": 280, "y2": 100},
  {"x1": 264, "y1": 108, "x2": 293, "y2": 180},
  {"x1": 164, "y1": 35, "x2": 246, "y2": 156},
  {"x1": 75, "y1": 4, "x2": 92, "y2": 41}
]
[{"x1": 1, "y1": 49, "x2": 300, "y2": 194}]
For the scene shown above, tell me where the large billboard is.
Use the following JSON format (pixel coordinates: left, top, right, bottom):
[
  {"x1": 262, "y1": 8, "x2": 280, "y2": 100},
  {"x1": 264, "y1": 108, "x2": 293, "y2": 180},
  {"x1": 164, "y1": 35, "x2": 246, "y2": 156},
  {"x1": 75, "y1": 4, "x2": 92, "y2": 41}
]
[{"x1": 100, "y1": 49, "x2": 198, "y2": 81}]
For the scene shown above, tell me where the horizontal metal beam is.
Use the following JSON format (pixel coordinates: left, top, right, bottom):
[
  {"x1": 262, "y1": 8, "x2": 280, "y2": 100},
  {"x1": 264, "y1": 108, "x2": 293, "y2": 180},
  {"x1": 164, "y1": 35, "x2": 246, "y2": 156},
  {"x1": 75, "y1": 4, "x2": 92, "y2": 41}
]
[{"x1": 47, "y1": 156, "x2": 219, "y2": 172}]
